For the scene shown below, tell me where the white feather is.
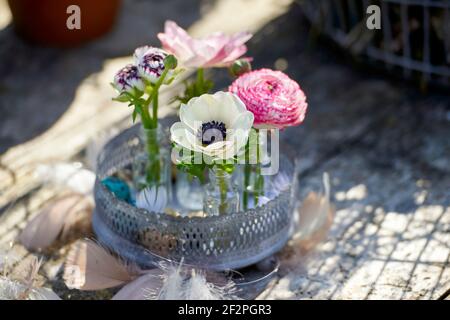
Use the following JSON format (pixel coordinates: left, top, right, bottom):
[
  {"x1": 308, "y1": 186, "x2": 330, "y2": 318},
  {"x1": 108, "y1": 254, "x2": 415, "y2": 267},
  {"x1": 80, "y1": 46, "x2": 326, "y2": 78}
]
[
  {"x1": 184, "y1": 270, "x2": 239, "y2": 300},
  {"x1": 0, "y1": 255, "x2": 61, "y2": 300},
  {"x1": 0, "y1": 279, "x2": 61, "y2": 300},
  {"x1": 147, "y1": 264, "x2": 239, "y2": 300},
  {"x1": 113, "y1": 269, "x2": 163, "y2": 300},
  {"x1": 0, "y1": 278, "x2": 27, "y2": 300},
  {"x1": 156, "y1": 264, "x2": 184, "y2": 300},
  {"x1": 34, "y1": 162, "x2": 95, "y2": 194},
  {"x1": 32, "y1": 287, "x2": 62, "y2": 300},
  {"x1": 257, "y1": 196, "x2": 271, "y2": 206},
  {"x1": 271, "y1": 172, "x2": 291, "y2": 193},
  {"x1": 136, "y1": 186, "x2": 168, "y2": 213}
]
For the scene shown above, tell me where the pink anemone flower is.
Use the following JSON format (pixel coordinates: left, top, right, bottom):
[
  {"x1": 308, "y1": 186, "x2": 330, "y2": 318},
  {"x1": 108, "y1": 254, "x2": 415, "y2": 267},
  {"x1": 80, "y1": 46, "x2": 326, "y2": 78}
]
[{"x1": 157, "y1": 20, "x2": 252, "y2": 68}]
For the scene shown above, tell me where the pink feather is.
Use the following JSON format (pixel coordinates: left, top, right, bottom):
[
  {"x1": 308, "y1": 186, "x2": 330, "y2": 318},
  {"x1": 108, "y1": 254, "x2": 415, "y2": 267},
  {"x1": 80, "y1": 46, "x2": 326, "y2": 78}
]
[
  {"x1": 280, "y1": 173, "x2": 335, "y2": 269},
  {"x1": 19, "y1": 194, "x2": 92, "y2": 251},
  {"x1": 292, "y1": 191, "x2": 335, "y2": 252},
  {"x1": 63, "y1": 239, "x2": 136, "y2": 290}
]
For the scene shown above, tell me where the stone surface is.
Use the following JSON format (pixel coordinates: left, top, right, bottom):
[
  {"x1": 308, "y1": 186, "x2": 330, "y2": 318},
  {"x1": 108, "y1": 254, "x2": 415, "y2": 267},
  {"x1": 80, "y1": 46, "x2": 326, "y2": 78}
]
[{"x1": 0, "y1": 0, "x2": 449, "y2": 300}]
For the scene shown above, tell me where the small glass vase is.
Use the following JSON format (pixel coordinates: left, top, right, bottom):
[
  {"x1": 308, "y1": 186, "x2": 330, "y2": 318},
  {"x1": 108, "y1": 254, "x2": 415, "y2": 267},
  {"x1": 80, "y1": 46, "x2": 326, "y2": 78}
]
[
  {"x1": 133, "y1": 126, "x2": 171, "y2": 195},
  {"x1": 238, "y1": 164, "x2": 267, "y2": 210},
  {"x1": 203, "y1": 167, "x2": 239, "y2": 216},
  {"x1": 175, "y1": 171, "x2": 204, "y2": 212}
]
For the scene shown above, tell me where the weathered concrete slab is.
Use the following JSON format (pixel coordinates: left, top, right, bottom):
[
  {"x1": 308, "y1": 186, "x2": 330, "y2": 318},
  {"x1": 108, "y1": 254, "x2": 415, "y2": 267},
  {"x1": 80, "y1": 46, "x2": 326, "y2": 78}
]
[{"x1": 261, "y1": 147, "x2": 450, "y2": 300}]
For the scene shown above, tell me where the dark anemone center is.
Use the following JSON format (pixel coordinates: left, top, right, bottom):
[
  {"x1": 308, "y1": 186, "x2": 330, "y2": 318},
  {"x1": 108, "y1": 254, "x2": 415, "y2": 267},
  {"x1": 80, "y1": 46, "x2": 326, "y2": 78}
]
[{"x1": 198, "y1": 121, "x2": 227, "y2": 146}]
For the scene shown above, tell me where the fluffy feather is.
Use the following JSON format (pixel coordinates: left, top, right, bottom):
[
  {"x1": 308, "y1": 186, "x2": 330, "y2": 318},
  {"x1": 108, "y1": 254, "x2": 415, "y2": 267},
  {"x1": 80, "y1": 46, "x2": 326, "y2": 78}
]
[
  {"x1": 112, "y1": 269, "x2": 163, "y2": 300},
  {"x1": 146, "y1": 264, "x2": 238, "y2": 300},
  {"x1": 19, "y1": 194, "x2": 92, "y2": 251},
  {"x1": 184, "y1": 270, "x2": 238, "y2": 300},
  {"x1": 23, "y1": 256, "x2": 42, "y2": 288},
  {"x1": 271, "y1": 172, "x2": 291, "y2": 193},
  {"x1": 156, "y1": 264, "x2": 185, "y2": 299},
  {"x1": 63, "y1": 239, "x2": 135, "y2": 290},
  {"x1": 136, "y1": 186, "x2": 168, "y2": 213},
  {"x1": 0, "y1": 278, "x2": 28, "y2": 300},
  {"x1": 292, "y1": 173, "x2": 334, "y2": 245},
  {"x1": 281, "y1": 173, "x2": 335, "y2": 267},
  {"x1": 32, "y1": 287, "x2": 62, "y2": 300},
  {"x1": 0, "y1": 256, "x2": 60, "y2": 300},
  {"x1": 35, "y1": 162, "x2": 95, "y2": 194},
  {"x1": 0, "y1": 279, "x2": 61, "y2": 300}
]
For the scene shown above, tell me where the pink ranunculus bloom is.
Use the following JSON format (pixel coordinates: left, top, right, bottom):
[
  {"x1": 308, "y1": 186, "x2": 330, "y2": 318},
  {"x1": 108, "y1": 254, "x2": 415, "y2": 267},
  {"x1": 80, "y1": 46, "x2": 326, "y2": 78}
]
[
  {"x1": 157, "y1": 20, "x2": 252, "y2": 68},
  {"x1": 229, "y1": 68, "x2": 308, "y2": 129}
]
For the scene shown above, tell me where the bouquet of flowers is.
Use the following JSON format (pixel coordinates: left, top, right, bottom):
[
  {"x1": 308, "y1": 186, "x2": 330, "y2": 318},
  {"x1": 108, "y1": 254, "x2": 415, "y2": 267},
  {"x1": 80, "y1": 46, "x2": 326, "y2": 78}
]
[{"x1": 110, "y1": 21, "x2": 308, "y2": 216}]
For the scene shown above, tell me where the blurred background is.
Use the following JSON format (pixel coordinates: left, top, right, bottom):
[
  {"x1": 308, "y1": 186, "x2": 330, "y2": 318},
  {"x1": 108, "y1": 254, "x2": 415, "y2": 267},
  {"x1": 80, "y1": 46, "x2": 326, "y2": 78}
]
[
  {"x1": 0, "y1": 0, "x2": 449, "y2": 299},
  {"x1": 0, "y1": 0, "x2": 449, "y2": 157}
]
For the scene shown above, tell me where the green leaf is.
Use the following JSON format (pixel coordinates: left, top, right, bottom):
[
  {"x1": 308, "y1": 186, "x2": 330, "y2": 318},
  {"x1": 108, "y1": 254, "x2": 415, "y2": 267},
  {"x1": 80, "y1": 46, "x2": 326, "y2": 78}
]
[
  {"x1": 135, "y1": 98, "x2": 147, "y2": 106},
  {"x1": 132, "y1": 108, "x2": 138, "y2": 123},
  {"x1": 217, "y1": 163, "x2": 235, "y2": 174},
  {"x1": 112, "y1": 93, "x2": 131, "y2": 103},
  {"x1": 178, "y1": 162, "x2": 208, "y2": 184},
  {"x1": 164, "y1": 76, "x2": 176, "y2": 86},
  {"x1": 133, "y1": 88, "x2": 144, "y2": 98},
  {"x1": 134, "y1": 104, "x2": 143, "y2": 114}
]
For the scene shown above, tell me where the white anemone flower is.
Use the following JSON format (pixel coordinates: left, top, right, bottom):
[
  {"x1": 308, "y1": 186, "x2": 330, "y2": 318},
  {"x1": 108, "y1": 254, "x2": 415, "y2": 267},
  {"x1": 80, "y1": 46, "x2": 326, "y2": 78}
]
[{"x1": 170, "y1": 92, "x2": 254, "y2": 161}]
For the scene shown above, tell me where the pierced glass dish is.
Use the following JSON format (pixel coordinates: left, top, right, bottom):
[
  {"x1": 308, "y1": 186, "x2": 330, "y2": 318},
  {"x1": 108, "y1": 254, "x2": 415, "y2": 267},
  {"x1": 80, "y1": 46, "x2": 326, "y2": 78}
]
[{"x1": 93, "y1": 124, "x2": 298, "y2": 271}]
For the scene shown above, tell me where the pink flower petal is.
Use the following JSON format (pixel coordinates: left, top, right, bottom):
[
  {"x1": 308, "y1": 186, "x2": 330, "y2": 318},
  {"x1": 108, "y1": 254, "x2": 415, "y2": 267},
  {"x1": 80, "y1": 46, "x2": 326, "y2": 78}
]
[{"x1": 158, "y1": 21, "x2": 252, "y2": 68}]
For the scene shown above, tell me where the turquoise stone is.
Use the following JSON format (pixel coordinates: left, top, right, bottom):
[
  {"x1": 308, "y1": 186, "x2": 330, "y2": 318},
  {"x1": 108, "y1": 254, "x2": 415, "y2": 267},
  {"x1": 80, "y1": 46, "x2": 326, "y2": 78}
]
[{"x1": 101, "y1": 177, "x2": 132, "y2": 203}]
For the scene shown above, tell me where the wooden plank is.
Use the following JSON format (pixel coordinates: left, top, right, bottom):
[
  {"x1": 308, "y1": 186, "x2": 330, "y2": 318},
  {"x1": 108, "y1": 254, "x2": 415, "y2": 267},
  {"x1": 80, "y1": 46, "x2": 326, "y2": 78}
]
[{"x1": 0, "y1": 57, "x2": 182, "y2": 210}]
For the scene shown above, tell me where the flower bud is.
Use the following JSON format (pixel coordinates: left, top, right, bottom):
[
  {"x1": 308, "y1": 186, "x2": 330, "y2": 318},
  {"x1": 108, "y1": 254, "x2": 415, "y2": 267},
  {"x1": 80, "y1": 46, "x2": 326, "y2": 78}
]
[
  {"x1": 113, "y1": 64, "x2": 145, "y2": 94},
  {"x1": 134, "y1": 46, "x2": 171, "y2": 84},
  {"x1": 164, "y1": 55, "x2": 178, "y2": 70},
  {"x1": 229, "y1": 58, "x2": 252, "y2": 77}
]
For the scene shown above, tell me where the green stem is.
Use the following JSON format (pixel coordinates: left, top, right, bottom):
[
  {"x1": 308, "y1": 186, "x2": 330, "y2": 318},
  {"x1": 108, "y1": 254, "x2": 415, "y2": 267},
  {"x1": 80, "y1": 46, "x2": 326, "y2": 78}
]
[
  {"x1": 196, "y1": 68, "x2": 204, "y2": 95},
  {"x1": 217, "y1": 168, "x2": 227, "y2": 214},
  {"x1": 143, "y1": 68, "x2": 170, "y2": 129},
  {"x1": 144, "y1": 128, "x2": 161, "y2": 187},
  {"x1": 254, "y1": 129, "x2": 263, "y2": 206},
  {"x1": 153, "y1": 90, "x2": 159, "y2": 128},
  {"x1": 255, "y1": 131, "x2": 260, "y2": 205},
  {"x1": 140, "y1": 103, "x2": 152, "y2": 129},
  {"x1": 243, "y1": 148, "x2": 250, "y2": 210},
  {"x1": 142, "y1": 68, "x2": 170, "y2": 186}
]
